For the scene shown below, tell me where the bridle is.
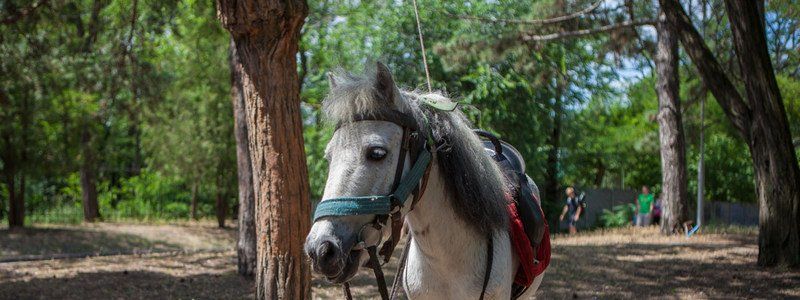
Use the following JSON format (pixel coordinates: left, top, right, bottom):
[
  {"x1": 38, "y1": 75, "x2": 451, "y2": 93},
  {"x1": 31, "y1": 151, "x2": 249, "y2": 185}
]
[
  {"x1": 313, "y1": 109, "x2": 433, "y2": 300},
  {"x1": 312, "y1": 108, "x2": 494, "y2": 300}
]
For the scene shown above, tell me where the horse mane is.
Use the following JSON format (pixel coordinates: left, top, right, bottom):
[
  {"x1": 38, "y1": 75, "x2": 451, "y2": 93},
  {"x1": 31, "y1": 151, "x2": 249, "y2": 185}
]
[{"x1": 322, "y1": 66, "x2": 509, "y2": 235}]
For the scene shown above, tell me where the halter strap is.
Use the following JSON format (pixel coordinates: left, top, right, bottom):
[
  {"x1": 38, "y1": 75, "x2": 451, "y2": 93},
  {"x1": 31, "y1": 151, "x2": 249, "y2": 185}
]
[{"x1": 312, "y1": 148, "x2": 431, "y2": 220}]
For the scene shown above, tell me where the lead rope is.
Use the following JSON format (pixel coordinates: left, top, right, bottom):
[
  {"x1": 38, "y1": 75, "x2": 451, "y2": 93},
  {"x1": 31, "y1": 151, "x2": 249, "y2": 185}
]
[
  {"x1": 368, "y1": 246, "x2": 391, "y2": 299},
  {"x1": 343, "y1": 282, "x2": 353, "y2": 300},
  {"x1": 411, "y1": 0, "x2": 432, "y2": 92},
  {"x1": 390, "y1": 233, "x2": 413, "y2": 299}
]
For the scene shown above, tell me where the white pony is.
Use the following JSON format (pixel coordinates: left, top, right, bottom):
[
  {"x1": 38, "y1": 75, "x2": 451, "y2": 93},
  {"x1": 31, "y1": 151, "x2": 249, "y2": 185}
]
[{"x1": 305, "y1": 63, "x2": 544, "y2": 299}]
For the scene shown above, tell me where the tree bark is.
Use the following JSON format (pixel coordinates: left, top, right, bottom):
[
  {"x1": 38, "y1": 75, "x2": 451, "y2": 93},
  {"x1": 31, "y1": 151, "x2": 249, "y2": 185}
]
[
  {"x1": 0, "y1": 90, "x2": 24, "y2": 228},
  {"x1": 593, "y1": 158, "x2": 605, "y2": 187},
  {"x1": 544, "y1": 78, "x2": 564, "y2": 221},
  {"x1": 661, "y1": 0, "x2": 800, "y2": 267},
  {"x1": 230, "y1": 39, "x2": 257, "y2": 278},
  {"x1": 217, "y1": 1, "x2": 312, "y2": 298},
  {"x1": 5, "y1": 167, "x2": 24, "y2": 228},
  {"x1": 190, "y1": 182, "x2": 198, "y2": 220},
  {"x1": 655, "y1": 8, "x2": 688, "y2": 235},
  {"x1": 724, "y1": 0, "x2": 800, "y2": 267},
  {"x1": 216, "y1": 189, "x2": 226, "y2": 228},
  {"x1": 80, "y1": 126, "x2": 100, "y2": 222}
]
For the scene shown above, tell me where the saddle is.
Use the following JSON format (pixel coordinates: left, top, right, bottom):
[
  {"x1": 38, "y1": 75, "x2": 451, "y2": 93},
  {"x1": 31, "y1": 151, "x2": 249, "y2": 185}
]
[{"x1": 476, "y1": 130, "x2": 551, "y2": 298}]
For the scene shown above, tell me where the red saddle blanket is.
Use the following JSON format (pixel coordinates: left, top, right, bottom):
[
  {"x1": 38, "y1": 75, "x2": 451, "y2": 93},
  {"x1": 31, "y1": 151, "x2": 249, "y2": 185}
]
[{"x1": 507, "y1": 200, "x2": 551, "y2": 287}]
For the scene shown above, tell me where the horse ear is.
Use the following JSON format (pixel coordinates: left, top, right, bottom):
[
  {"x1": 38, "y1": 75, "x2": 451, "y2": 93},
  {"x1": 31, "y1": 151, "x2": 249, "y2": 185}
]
[
  {"x1": 375, "y1": 62, "x2": 396, "y2": 103},
  {"x1": 327, "y1": 72, "x2": 337, "y2": 89}
]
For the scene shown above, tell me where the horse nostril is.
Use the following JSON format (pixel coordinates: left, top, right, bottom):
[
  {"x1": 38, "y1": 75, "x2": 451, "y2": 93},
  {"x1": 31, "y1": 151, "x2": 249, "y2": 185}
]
[{"x1": 317, "y1": 241, "x2": 337, "y2": 265}]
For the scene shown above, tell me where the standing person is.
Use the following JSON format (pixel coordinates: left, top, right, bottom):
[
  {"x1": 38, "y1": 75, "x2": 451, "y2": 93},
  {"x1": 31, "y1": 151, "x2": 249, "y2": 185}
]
[
  {"x1": 559, "y1": 187, "x2": 583, "y2": 234},
  {"x1": 635, "y1": 185, "x2": 655, "y2": 227}
]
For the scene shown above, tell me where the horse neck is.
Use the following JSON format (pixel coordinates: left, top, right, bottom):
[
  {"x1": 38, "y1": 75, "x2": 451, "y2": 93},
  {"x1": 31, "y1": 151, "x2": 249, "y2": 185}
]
[{"x1": 405, "y1": 160, "x2": 486, "y2": 273}]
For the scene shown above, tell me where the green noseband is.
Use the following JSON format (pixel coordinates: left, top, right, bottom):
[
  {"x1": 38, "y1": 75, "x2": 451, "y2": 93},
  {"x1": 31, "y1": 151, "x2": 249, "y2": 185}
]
[{"x1": 313, "y1": 148, "x2": 431, "y2": 221}]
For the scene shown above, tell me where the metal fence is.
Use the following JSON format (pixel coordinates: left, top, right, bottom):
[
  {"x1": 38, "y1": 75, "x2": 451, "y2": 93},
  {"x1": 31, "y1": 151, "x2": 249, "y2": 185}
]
[
  {"x1": 558, "y1": 187, "x2": 637, "y2": 230},
  {"x1": 556, "y1": 187, "x2": 759, "y2": 230},
  {"x1": 704, "y1": 201, "x2": 758, "y2": 226}
]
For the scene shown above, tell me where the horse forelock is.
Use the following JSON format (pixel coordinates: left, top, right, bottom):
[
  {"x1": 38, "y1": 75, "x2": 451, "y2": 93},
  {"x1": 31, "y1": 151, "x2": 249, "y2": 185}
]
[{"x1": 321, "y1": 68, "x2": 509, "y2": 235}]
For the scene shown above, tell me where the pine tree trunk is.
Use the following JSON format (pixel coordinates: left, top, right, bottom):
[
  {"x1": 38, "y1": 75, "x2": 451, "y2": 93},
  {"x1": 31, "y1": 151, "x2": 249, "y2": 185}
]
[
  {"x1": 1, "y1": 90, "x2": 24, "y2": 228},
  {"x1": 6, "y1": 170, "x2": 24, "y2": 228},
  {"x1": 544, "y1": 79, "x2": 563, "y2": 216},
  {"x1": 190, "y1": 182, "x2": 198, "y2": 220},
  {"x1": 216, "y1": 189, "x2": 226, "y2": 228},
  {"x1": 724, "y1": 0, "x2": 800, "y2": 267},
  {"x1": 230, "y1": 39, "x2": 257, "y2": 278},
  {"x1": 217, "y1": 1, "x2": 312, "y2": 298},
  {"x1": 655, "y1": 8, "x2": 688, "y2": 235},
  {"x1": 80, "y1": 126, "x2": 100, "y2": 222},
  {"x1": 660, "y1": 0, "x2": 800, "y2": 266}
]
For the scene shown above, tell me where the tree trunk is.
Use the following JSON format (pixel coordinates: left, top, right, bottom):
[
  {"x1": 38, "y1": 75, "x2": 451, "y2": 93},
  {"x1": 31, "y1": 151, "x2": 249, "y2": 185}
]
[
  {"x1": 655, "y1": 7, "x2": 688, "y2": 235},
  {"x1": 231, "y1": 39, "x2": 257, "y2": 278},
  {"x1": 1, "y1": 90, "x2": 23, "y2": 228},
  {"x1": 724, "y1": 0, "x2": 800, "y2": 267},
  {"x1": 190, "y1": 182, "x2": 198, "y2": 220},
  {"x1": 216, "y1": 189, "x2": 226, "y2": 228},
  {"x1": 593, "y1": 158, "x2": 605, "y2": 187},
  {"x1": 544, "y1": 82, "x2": 563, "y2": 218},
  {"x1": 80, "y1": 126, "x2": 100, "y2": 222},
  {"x1": 217, "y1": 1, "x2": 312, "y2": 298},
  {"x1": 661, "y1": 0, "x2": 800, "y2": 267},
  {"x1": 6, "y1": 169, "x2": 24, "y2": 228}
]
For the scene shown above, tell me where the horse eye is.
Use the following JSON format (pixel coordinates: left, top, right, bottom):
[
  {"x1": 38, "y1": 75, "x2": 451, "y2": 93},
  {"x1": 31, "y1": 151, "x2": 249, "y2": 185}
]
[{"x1": 366, "y1": 147, "x2": 388, "y2": 161}]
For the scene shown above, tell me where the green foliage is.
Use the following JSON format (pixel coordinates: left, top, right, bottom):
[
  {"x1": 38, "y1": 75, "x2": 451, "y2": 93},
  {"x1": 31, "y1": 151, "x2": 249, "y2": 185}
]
[
  {"x1": 103, "y1": 170, "x2": 192, "y2": 221},
  {"x1": 0, "y1": 0, "x2": 234, "y2": 224},
  {"x1": 2, "y1": 0, "x2": 799, "y2": 226},
  {"x1": 600, "y1": 204, "x2": 636, "y2": 228}
]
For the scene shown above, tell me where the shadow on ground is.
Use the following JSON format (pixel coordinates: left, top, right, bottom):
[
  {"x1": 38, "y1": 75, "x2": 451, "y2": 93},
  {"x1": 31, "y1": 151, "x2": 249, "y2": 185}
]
[
  {"x1": 2, "y1": 225, "x2": 797, "y2": 299},
  {"x1": 0, "y1": 270, "x2": 252, "y2": 300},
  {"x1": 0, "y1": 227, "x2": 181, "y2": 258},
  {"x1": 0, "y1": 250, "x2": 252, "y2": 300},
  {"x1": 0, "y1": 222, "x2": 236, "y2": 261},
  {"x1": 537, "y1": 231, "x2": 799, "y2": 299},
  {"x1": 311, "y1": 228, "x2": 800, "y2": 299}
]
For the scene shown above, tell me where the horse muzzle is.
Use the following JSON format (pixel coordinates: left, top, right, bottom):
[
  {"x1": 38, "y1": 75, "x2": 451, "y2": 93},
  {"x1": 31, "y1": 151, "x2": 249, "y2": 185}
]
[{"x1": 305, "y1": 228, "x2": 365, "y2": 283}]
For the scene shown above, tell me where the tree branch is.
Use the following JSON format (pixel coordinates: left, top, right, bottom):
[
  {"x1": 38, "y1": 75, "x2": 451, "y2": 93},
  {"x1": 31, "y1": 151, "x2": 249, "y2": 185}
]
[
  {"x1": 447, "y1": 0, "x2": 604, "y2": 25},
  {"x1": 659, "y1": 0, "x2": 752, "y2": 138},
  {"x1": 83, "y1": 0, "x2": 109, "y2": 52},
  {"x1": 520, "y1": 19, "x2": 655, "y2": 42},
  {"x1": 1, "y1": 0, "x2": 48, "y2": 25}
]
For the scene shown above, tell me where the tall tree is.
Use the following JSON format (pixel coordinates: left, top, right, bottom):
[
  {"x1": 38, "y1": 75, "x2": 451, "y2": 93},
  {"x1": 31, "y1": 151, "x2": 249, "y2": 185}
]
[
  {"x1": 75, "y1": 0, "x2": 110, "y2": 223},
  {"x1": 216, "y1": 0, "x2": 312, "y2": 298},
  {"x1": 0, "y1": 89, "x2": 25, "y2": 228},
  {"x1": 660, "y1": 0, "x2": 800, "y2": 266},
  {"x1": 655, "y1": 7, "x2": 688, "y2": 234},
  {"x1": 230, "y1": 40, "x2": 257, "y2": 277}
]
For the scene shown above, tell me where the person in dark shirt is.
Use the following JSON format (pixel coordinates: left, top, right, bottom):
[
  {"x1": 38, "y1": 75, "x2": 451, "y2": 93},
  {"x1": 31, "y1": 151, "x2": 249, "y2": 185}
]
[{"x1": 559, "y1": 187, "x2": 583, "y2": 234}]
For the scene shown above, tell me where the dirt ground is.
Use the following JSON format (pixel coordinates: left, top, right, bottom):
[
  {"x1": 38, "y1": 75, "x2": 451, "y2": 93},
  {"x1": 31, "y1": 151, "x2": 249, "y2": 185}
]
[{"x1": 1, "y1": 223, "x2": 798, "y2": 299}]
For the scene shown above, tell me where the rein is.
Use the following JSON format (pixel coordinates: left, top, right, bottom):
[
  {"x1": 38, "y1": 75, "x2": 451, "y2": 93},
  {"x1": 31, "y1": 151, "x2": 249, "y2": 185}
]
[{"x1": 313, "y1": 108, "x2": 493, "y2": 300}]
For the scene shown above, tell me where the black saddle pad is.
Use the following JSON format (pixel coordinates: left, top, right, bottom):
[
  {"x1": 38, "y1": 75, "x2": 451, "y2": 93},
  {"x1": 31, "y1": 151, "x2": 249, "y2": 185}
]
[{"x1": 477, "y1": 131, "x2": 546, "y2": 250}]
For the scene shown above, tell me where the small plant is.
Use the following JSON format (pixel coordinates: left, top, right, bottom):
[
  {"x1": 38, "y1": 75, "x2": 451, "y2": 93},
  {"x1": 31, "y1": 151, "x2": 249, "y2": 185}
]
[{"x1": 600, "y1": 203, "x2": 637, "y2": 228}]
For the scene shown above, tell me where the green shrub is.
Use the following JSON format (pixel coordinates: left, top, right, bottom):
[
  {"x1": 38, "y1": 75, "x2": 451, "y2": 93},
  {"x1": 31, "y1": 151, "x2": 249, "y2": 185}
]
[
  {"x1": 104, "y1": 170, "x2": 192, "y2": 221},
  {"x1": 600, "y1": 203, "x2": 636, "y2": 228}
]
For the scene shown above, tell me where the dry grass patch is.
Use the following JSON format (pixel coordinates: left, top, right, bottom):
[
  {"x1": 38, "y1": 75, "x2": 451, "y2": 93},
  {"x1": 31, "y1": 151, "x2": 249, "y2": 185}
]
[{"x1": 1, "y1": 223, "x2": 798, "y2": 299}]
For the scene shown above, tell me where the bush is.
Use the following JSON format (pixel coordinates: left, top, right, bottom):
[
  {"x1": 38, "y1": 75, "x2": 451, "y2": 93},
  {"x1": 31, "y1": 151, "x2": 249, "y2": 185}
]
[
  {"x1": 102, "y1": 170, "x2": 192, "y2": 221},
  {"x1": 600, "y1": 203, "x2": 636, "y2": 228}
]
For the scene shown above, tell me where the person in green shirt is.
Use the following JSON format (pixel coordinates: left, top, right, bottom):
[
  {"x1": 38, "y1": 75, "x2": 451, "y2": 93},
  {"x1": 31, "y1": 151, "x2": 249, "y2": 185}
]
[{"x1": 635, "y1": 185, "x2": 655, "y2": 227}]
